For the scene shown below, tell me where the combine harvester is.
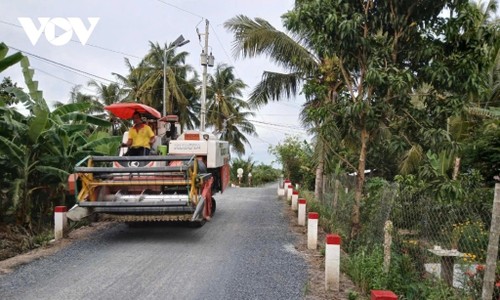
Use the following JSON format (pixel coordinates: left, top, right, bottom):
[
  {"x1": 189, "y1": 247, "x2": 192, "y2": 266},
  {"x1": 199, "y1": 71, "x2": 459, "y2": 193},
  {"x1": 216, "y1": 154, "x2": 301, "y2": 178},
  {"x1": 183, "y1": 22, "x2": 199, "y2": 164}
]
[{"x1": 67, "y1": 103, "x2": 230, "y2": 226}]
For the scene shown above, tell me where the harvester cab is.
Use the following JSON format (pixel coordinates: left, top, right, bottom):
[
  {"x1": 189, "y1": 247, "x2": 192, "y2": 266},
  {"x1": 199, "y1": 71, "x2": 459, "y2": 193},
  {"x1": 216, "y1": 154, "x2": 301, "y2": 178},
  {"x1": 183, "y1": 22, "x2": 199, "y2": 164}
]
[{"x1": 67, "y1": 103, "x2": 230, "y2": 226}]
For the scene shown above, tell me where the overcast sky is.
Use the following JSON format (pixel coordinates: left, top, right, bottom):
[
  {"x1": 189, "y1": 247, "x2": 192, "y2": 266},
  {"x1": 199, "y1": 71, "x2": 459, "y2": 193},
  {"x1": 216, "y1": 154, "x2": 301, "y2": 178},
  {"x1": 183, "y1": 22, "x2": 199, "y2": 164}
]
[{"x1": 1, "y1": 0, "x2": 308, "y2": 166}]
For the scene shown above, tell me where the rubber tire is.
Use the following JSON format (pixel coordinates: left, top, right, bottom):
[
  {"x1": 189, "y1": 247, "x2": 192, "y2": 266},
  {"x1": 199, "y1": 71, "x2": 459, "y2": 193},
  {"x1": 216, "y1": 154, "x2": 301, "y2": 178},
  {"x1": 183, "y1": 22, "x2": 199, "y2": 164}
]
[{"x1": 189, "y1": 219, "x2": 206, "y2": 228}]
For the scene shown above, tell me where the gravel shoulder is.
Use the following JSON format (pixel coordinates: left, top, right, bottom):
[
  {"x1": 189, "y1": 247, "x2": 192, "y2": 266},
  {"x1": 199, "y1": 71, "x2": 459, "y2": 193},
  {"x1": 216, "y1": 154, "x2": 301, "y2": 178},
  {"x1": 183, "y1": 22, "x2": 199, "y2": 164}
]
[
  {"x1": 279, "y1": 192, "x2": 365, "y2": 300},
  {"x1": 0, "y1": 222, "x2": 115, "y2": 275}
]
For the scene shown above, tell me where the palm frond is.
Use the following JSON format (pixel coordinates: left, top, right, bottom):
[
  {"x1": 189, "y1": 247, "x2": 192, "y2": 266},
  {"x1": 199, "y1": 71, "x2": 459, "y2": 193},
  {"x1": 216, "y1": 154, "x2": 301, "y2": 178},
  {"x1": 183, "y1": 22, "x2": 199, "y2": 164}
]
[
  {"x1": 466, "y1": 106, "x2": 500, "y2": 119},
  {"x1": 224, "y1": 15, "x2": 318, "y2": 72},
  {"x1": 399, "y1": 144, "x2": 423, "y2": 175},
  {"x1": 249, "y1": 71, "x2": 301, "y2": 107}
]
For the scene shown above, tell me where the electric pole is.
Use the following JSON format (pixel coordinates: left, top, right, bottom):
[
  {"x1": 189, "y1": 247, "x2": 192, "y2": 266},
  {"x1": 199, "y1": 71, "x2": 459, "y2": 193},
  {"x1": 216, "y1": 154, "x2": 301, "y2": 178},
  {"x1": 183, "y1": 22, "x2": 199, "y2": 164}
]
[
  {"x1": 200, "y1": 19, "x2": 213, "y2": 131},
  {"x1": 200, "y1": 19, "x2": 209, "y2": 131}
]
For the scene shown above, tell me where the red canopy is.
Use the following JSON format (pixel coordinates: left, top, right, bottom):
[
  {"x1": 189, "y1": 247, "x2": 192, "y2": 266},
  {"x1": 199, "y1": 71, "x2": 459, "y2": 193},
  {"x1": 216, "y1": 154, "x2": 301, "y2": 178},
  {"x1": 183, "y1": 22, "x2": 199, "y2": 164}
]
[{"x1": 104, "y1": 103, "x2": 161, "y2": 120}]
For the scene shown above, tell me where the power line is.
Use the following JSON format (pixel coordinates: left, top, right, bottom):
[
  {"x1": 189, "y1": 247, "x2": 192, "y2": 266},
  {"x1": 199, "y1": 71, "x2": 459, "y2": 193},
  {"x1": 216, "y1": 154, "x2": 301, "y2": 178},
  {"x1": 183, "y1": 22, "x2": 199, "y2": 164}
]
[
  {"x1": 251, "y1": 121, "x2": 305, "y2": 135},
  {"x1": 250, "y1": 119, "x2": 305, "y2": 130},
  {"x1": 9, "y1": 45, "x2": 117, "y2": 84},
  {"x1": 155, "y1": 0, "x2": 204, "y2": 19},
  {"x1": 0, "y1": 19, "x2": 142, "y2": 60},
  {"x1": 33, "y1": 68, "x2": 95, "y2": 93}
]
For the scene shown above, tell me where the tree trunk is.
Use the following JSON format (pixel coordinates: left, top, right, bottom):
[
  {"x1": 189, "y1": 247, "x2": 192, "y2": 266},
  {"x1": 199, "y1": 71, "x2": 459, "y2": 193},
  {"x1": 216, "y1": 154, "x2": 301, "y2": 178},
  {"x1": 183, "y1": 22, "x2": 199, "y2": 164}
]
[
  {"x1": 314, "y1": 148, "x2": 324, "y2": 201},
  {"x1": 351, "y1": 127, "x2": 369, "y2": 239},
  {"x1": 333, "y1": 179, "x2": 340, "y2": 209},
  {"x1": 452, "y1": 156, "x2": 461, "y2": 180}
]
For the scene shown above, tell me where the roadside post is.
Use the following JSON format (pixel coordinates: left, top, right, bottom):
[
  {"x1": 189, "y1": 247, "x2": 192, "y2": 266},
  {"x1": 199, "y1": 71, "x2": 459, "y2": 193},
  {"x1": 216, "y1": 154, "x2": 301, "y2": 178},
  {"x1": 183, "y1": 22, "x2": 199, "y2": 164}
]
[
  {"x1": 308, "y1": 212, "x2": 319, "y2": 249},
  {"x1": 54, "y1": 206, "x2": 68, "y2": 240}
]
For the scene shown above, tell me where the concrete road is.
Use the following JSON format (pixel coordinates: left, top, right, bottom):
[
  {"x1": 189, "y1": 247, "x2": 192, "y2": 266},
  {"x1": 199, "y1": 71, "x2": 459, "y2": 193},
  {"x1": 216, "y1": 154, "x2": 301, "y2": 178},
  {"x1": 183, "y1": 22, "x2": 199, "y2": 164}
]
[{"x1": 0, "y1": 183, "x2": 307, "y2": 300}]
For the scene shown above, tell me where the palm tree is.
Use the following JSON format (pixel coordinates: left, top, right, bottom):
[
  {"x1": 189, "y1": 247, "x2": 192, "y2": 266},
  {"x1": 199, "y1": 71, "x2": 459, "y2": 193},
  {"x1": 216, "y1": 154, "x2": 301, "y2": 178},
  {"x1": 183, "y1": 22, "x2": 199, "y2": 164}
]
[
  {"x1": 137, "y1": 41, "x2": 198, "y2": 128},
  {"x1": 206, "y1": 63, "x2": 256, "y2": 155},
  {"x1": 53, "y1": 85, "x2": 102, "y2": 115},
  {"x1": 113, "y1": 58, "x2": 148, "y2": 103},
  {"x1": 88, "y1": 80, "x2": 126, "y2": 107},
  {"x1": 224, "y1": 15, "x2": 345, "y2": 198}
]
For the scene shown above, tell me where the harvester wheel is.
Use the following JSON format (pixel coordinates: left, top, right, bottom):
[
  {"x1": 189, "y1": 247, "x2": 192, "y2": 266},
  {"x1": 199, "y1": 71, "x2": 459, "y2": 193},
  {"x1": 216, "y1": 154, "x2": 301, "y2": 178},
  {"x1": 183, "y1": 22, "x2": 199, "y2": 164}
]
[{"x1": 189, "y1": 220, "x2": 206, "y2": 228}]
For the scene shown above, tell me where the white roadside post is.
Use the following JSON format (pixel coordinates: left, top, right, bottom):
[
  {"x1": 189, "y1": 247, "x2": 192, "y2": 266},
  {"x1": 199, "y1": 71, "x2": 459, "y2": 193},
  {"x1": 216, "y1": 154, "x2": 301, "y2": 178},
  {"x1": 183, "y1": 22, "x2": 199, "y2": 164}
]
[
  {"x1": 278, "y1": 175, "x2": 284, "y2": 196},
  {"x1": 237, "y1": 168, "x2": 243, "y2": 186},
  {"x1": 287, "y1": 185, "x2": 293, "y2": 202},
  {"x1": 308, "y1": 212, "x2": 319, "y2": 250},
  {"x1": 298, "y1": 198, "x2": 307, "y2": 226},
  {"x1": 283, "y1": 180, "x2": 291, "y2": 198},
  {"x1": 325, "y1": 234, "x2": 341, "y2": 291},
  {"x1": 291, "y1": 190, "x2": 299, "y2": 210},
  {"x1": 54, "y1": 206, "x2": 67, "y2": 240}
]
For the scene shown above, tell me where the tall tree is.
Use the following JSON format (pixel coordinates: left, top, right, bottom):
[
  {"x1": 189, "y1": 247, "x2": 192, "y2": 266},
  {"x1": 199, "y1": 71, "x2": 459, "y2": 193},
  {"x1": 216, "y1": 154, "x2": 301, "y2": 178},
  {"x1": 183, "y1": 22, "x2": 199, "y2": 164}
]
[
  {"x1": 284, "y1": 0, "x2": 496, "y2": 238},
  {"x1": 206, "y1": 63, "x2": 256, "y2": 155},
  {"x1": 224, "y1": 15, "x2": 344, "y2": 198},
  {"x1": 88, "y1": 80, "x2": 125, "y2": 107},
  {"x1": 113, "y1": 58, "x2": 148, "y2": 103},
  {"x1": 137, "y1": 41, "x2": 198, "y2": 129}
]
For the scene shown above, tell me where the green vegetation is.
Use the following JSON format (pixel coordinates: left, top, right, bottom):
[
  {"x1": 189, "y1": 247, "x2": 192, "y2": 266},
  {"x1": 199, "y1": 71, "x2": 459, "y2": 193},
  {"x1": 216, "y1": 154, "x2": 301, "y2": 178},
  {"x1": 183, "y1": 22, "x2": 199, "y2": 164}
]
[
  {"x1": 1, "y1": 0, "x2": 499, "y2": 297},
  {"x1": 229, "y1": 156, "x2": 280, "y2": 186},
  {"x1": 0, "y1": 40, "x2": 260, "y2": 256},
  {"x1": 248, "y1": 1, "x2": 499, "y2": 298}
]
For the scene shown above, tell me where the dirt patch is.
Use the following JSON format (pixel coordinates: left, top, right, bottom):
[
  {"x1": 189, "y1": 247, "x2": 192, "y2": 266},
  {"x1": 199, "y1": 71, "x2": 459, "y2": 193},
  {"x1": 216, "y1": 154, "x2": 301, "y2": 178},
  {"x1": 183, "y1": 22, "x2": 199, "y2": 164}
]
[
  {"x1": 0, "y1": 222, "x2": 114, "y2": 275},
  {"x1": 282, "y1": 201, "x2": 366, "y2": 300}
]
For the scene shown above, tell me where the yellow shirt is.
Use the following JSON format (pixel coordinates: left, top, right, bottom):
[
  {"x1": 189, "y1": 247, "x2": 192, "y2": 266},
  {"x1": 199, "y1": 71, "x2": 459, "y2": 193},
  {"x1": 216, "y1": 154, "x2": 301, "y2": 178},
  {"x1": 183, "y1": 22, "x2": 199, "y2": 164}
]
[{"x1": 128, "y1": 124, "x2": 154, "y2": 149}]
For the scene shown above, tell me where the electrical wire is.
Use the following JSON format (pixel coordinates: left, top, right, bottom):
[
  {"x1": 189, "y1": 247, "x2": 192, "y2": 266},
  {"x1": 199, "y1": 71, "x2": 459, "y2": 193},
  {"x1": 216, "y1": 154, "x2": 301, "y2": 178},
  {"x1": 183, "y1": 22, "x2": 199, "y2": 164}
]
[
  {"x1": 8, "y1": 45, "x2": 117, "y2": 84},
  {"x1": 0, "y1": 20, "x2": 141, "y2": 60},
  {"x1": 155, "y1": 0, "x2": 204, "y2": 19}
]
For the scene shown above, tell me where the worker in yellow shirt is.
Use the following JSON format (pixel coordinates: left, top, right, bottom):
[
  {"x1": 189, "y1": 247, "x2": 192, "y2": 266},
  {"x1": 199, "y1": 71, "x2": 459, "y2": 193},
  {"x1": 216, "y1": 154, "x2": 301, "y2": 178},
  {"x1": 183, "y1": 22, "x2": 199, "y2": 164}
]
[{"x1": 122, "y1": 112, "x2": 156, "y2": 156}]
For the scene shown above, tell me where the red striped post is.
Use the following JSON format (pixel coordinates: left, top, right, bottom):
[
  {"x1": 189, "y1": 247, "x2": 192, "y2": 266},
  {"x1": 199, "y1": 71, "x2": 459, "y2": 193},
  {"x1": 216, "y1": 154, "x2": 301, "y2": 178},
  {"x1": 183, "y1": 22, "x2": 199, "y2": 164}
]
[
  {"x1": 308, "y1": 212, "x2": 319, "y2": 249},
  {"x1": 54, "y1": 206, "x2": 67, "y2": 240},
  {"x1": 291, "y1": 190, "x2": 299, "y2": 210},
  {"x1": 325, "y1": 234, "x2": 341, "y2": 291},
  {"x1": 371, "y1": 290, "x2": 398, "y2": 300},
  {"x1": 278, "y1": 178, "x2": 286, "y2": 196},
  {"x1": 283, "y1": 180, "x2": 291, "y2": 198},
  {"x1": 298, "y1": 198, "x2": 307, "y2": 226}
]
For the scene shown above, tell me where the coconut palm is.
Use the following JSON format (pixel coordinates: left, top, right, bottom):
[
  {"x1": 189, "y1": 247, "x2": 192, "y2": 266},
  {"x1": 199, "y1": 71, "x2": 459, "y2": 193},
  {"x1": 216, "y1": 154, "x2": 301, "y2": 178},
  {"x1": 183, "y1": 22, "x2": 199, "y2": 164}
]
[
  {"x1": 113, "y1": 58, "x2": 148, "y2": 103},
  {"x1": 206, "y1": 63, "x2": 256, "y2": 154},
  {"x1": 225, "y1": 15, "x2": 344, "y2": 198},
  {"x1": 136, "y1": 41, "x2": 198, "y2": 128},
  {"x1": 88, "y1": 81, "x2": 126, "y2": 107},
  {"x1": 52, "y1": 85, "x2": 101, "y2": 115}
]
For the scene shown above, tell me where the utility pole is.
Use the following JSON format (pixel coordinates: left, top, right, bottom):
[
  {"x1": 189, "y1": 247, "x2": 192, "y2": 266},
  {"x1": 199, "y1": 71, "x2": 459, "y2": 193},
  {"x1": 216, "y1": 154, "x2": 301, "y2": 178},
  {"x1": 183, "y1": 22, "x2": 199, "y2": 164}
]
[{"x1": 200, "y1": 19, "x2": 212, "y2": 131}]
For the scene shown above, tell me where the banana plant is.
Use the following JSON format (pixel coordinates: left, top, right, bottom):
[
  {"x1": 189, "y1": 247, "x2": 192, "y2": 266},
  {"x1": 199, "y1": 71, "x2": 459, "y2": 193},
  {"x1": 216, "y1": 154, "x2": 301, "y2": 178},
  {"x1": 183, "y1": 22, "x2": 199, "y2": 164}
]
[
  {"x1": 0, "y1": 42, "x2": 23, "y2": 73},
  {"x1": 0, "y1": 50, "x2": 115, "y2": 226}
]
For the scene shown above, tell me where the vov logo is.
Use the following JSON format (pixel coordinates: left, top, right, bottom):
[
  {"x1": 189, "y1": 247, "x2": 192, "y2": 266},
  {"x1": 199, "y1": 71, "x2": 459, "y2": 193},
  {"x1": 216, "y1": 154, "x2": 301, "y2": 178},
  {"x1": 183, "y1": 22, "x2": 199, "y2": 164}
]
[{"x1": 18, "y1": 17, "x2": 99, "y2": 46}]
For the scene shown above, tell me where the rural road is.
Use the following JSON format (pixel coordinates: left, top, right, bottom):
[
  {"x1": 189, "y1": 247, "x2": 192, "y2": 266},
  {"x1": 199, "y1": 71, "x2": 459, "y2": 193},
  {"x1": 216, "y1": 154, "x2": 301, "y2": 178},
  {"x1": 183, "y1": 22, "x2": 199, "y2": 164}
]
[{"x1": 0, "y1": 183, "x2": 308, "y2": 300}]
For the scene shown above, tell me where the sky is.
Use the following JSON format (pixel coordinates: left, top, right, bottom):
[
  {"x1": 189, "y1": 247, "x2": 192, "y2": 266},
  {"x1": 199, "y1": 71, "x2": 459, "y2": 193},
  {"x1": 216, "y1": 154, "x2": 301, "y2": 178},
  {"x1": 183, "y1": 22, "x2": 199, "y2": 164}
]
[{"x1": 0, "y1": 0, "x2": 308, "y2": 167}]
